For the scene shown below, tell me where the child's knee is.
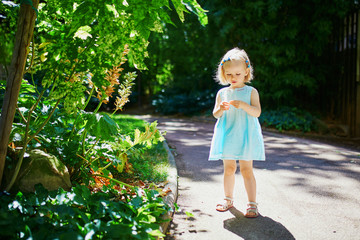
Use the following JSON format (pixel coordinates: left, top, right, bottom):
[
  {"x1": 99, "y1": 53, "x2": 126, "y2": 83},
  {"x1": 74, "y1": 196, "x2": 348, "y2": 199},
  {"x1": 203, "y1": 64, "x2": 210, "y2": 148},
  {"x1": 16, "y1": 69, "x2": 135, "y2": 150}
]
[
  {"x1": 240, "y1": 168, "x2": 254, "y2": 179},
  {"x1": 224, "y1": 165, "x2": 236, "y2": 176}
]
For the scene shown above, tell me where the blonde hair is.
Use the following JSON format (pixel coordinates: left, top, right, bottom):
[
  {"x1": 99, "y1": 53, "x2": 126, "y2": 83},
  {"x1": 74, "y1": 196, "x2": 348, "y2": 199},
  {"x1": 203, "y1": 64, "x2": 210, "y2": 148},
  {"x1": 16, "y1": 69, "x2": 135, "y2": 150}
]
[{"x1": 216, "y1": 48, "x2": 254, "y2": 85}]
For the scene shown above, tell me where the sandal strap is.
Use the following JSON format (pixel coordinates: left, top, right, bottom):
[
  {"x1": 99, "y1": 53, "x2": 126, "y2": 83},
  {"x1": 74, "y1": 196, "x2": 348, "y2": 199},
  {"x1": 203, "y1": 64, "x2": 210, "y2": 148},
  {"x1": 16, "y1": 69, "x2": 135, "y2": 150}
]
[
  {"x1": 246, "y1": 205, "x2": 258, "y2": 213},
  {"x1": 245, "y1": 202, "x2": 259, "y2": 218},
  {"x1": 217, "y1": 198, "x2": 233, "y2": 209},
  {"x1": 217, "y1": 200, "x2": 232, "y2": 207},
  {"x1": 247, "y1": 206, "x2": 257, "y2": 210},
  {"x1": 224, "y1": 197, "x2": 233, "y2": 202},
  {"x1": 246, "y1": 208, "x2": 259, "y2": 217},
  {"x1": 247, "y1": 207, "x2": 257, "y2": 212}
]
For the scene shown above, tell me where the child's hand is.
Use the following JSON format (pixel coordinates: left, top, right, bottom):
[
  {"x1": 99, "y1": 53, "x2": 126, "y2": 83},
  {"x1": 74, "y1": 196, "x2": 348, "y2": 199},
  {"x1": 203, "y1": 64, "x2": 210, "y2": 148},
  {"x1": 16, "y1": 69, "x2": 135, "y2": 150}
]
[
  {"x1": 229, "y1": 100, "x2": 244, "y2": 109},
  {"x1": 220, "y1": 101, "x2": 230, "y2": 111}
]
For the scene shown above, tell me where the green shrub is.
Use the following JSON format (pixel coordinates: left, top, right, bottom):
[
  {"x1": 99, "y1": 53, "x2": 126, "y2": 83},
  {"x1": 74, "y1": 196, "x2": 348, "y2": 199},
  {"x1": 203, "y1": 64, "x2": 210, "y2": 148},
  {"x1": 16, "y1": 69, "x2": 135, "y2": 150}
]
[
  {"x1": 152, "y1": 89, "x2": 216, "y2": 115},
  {"x1": 0, "y1": 184, "x2": 169, "y2": 239},
  {"x1": 113, "y1": 115, "x2": 169, "y2": 183},
  {"x1": 259, "y1": 107, "x2": 316, "y2": 132}
]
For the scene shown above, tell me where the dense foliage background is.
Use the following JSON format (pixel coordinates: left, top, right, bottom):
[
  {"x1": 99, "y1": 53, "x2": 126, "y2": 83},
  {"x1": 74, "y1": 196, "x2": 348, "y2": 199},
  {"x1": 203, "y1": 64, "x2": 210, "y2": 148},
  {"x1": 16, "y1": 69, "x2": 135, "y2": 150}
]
[
  {"x1": 0, "y1": 0, "x2": 207, "y2": 238},
  {"x1": 136, "y1": 0, "x2": 357, "y2": 118}
]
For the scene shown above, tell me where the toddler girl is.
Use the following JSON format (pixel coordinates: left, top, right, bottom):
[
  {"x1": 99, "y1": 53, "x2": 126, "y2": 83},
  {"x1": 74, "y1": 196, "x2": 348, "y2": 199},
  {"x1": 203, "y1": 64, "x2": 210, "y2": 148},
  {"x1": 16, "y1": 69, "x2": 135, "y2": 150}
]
[{"x1": 209, "y1": 48, "x2": 265, "y2": 218}]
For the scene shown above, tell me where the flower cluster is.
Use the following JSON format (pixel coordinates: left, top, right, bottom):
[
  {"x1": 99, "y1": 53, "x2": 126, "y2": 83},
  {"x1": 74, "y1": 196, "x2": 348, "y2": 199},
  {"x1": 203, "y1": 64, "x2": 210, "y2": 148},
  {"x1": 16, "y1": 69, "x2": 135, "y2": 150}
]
[
  {"x1": 96, "y1": 44, "x2": 131, "y2": 104},
  {"x1": 114, "y1": 72, "x2": 136, "y2": 112}
]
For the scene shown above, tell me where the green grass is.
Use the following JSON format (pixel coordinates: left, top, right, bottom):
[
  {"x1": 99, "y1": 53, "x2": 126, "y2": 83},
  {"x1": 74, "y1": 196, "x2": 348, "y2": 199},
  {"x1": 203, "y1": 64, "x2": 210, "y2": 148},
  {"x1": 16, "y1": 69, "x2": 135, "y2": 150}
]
[
  {"x1": 112, "y1": 114, "x2": 148, "y2": 136},
  {"x1": 112, "y1": 114, "x2": 169, "y2": 183},
  {"x1": 131, "y1": 144, "x2": 169, "y2": 182}
]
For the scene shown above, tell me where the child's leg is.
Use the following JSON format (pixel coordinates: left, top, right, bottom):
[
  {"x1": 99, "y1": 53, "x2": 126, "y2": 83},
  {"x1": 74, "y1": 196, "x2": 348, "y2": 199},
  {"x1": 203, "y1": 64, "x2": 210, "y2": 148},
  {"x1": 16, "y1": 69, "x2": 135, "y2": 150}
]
[
  {"x1": 239, "y1": 160, "x2": 257, "y2": 216},
  {"x1": 223, "y1": 160, "x2": 237, "y2": 201}
]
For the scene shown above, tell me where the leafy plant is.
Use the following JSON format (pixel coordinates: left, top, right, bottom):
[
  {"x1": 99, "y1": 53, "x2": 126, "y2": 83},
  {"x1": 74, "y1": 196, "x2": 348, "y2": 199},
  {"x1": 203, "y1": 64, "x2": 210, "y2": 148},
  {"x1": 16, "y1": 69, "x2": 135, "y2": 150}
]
[
  {"x1": 0, "y1": 1, "x2": 206, "y2": 239},
  {"x1": 112, "y1": 115, "x2": 169, "y2": 182},
  {"x1": 1, "y1": 0, "x2": 208, "y2": 191},
  {"x1": 259, "y1": 107, "x2": 316, "y2": 132},
  {"x1": 152, "y1": 89, "x2": 216, "y2": 115},
  {"x1": 0, "y1": 184, "x2": 170, "y2": 239},
  {"x1": 0, "y1": 1, "x2": 19, "y2": 69}
]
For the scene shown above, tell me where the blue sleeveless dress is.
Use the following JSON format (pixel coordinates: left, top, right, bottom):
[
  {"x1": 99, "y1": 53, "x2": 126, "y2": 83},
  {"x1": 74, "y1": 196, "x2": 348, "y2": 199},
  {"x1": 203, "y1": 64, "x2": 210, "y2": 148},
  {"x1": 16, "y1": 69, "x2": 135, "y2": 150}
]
[{"x1": 208, "y1": 85, "x2": 265, "y2": 161}]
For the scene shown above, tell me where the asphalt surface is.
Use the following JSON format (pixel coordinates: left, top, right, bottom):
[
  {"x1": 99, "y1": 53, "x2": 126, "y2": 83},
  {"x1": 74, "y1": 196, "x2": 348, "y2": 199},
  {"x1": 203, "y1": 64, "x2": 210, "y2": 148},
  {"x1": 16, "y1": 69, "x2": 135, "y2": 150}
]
[{"x1": 136, "y1": 115, "x2": 360, "y2": 240}]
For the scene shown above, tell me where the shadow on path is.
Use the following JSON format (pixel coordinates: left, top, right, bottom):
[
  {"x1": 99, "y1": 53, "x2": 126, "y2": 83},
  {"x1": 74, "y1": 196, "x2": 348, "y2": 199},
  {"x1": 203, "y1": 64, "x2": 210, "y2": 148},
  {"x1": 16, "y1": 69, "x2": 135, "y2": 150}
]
[{"x1": 224, "y1": 208, "x2": 295, "y2": 240}]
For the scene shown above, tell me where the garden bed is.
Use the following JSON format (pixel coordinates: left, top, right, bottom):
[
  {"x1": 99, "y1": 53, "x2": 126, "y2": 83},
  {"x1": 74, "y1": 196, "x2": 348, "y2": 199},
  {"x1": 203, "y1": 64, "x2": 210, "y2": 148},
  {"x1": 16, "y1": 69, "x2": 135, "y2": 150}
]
[{"x1": 0, "y1": 115, "x2": 172, "y2": 240}]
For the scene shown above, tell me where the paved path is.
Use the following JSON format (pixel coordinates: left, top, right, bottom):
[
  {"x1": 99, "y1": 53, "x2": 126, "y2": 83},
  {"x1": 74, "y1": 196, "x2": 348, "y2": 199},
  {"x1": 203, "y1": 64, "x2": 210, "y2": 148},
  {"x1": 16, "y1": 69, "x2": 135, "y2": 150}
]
[{"x1": 137, "y1": 115, "x2": 360, "y2": 240}]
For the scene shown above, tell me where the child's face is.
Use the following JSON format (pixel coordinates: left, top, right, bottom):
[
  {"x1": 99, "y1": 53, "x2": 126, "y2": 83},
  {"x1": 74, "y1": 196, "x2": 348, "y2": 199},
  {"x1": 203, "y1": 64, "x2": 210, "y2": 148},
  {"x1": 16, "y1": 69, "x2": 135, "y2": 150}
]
[{"x1": 223, "y1": 60, "x2": 248, "y2": 88}]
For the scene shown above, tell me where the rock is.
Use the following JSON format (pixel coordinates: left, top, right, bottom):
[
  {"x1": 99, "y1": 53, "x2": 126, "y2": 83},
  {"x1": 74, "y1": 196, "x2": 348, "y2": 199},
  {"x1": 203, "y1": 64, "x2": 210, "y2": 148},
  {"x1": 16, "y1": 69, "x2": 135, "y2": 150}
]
[{"x1": 16, "y1": 149, "x2": 71, "y2": 192}]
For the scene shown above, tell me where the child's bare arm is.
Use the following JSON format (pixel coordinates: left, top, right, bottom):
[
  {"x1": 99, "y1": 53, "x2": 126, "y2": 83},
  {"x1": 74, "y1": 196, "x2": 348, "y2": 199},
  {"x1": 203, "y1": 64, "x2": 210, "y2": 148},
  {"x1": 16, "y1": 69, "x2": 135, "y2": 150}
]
[
  {"x1": 229, "y1": 88, "x2": 261, "y2": 117},
  {"x1": 213, "y1": 92, "x2": 230, "y2": 119}
]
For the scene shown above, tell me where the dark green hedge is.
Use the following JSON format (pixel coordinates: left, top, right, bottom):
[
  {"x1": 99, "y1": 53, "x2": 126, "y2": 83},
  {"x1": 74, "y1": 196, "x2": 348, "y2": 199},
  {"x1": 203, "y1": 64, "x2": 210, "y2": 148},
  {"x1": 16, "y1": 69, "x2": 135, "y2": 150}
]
[{"x1": 145, "y1": 0, "x2": 356, "y2": 115}]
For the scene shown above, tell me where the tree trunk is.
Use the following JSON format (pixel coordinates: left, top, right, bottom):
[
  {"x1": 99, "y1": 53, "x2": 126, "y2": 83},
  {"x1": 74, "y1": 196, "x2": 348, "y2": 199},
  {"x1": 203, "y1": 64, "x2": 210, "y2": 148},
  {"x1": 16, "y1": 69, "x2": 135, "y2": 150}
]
[{"x1": 0, "y1": 0, "x2": 39, "y2": 187}]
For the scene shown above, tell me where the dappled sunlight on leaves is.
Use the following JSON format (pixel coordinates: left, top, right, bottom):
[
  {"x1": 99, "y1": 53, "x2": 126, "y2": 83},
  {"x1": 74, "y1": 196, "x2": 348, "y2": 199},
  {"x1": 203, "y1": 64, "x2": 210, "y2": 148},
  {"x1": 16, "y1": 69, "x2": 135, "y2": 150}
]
[{"x1": 0, "y1": 0, "x2": 208, "y2": 238}]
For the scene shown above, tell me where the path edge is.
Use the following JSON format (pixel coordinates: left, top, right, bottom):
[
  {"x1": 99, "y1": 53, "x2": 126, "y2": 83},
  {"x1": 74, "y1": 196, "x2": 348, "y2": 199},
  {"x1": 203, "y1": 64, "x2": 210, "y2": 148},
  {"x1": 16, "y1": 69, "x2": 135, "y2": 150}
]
[{"x1": 159, "y1": 140, "x2": 178, "y2": 236}]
